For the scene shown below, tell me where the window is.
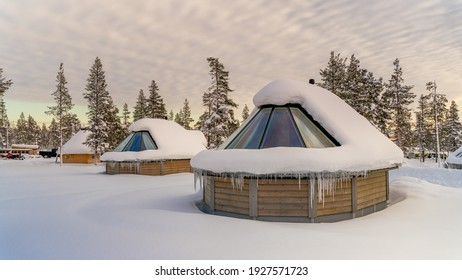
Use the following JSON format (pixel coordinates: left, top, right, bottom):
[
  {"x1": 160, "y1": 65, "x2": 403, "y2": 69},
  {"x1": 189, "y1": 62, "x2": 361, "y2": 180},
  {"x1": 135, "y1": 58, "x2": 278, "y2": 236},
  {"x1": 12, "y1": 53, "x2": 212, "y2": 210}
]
[
  {"x1": 225, "y1": 104, "x2": 339, "y2": 149},
  {"x1": 112, "y1": 131, "x2": 158, "y2": 152}
]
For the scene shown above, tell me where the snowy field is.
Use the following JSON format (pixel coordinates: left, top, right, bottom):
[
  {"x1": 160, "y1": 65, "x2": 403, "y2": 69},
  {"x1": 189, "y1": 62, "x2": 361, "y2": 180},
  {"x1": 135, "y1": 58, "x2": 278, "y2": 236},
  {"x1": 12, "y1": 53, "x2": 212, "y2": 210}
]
[{"x1": 1, "y1": 157, "x2": 461, "y2": 260}]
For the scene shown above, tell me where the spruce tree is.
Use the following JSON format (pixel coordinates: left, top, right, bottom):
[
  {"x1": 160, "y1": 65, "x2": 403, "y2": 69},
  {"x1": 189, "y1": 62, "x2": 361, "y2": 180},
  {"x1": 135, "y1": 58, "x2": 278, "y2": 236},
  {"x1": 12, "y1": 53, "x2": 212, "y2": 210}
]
[
  {"x1": 381, "y1": 58, "x2": 415, "y2": 152},
  {"x1": 46, "y1": 63, "x2": 74, "y2": 164},
  {"x1": 26, "y1": 115, "x2": 40, "y2": 145},
  {"x1": 242, "y1": 104, "x2": 250, "y2": 121},
  {"x1": 318, "y1": 51, "x2": 346, "y2": 97},
  {"x1": 413, "y1": 94, "x2": 432, "y2": 161},
  {"x1": 0, "y1": 68, "x2": 13, "y2": 146},
  {"x1": 425, "y1": 81, "x2": 448, "y2": 161},
  {"x1": 105, "y1": 99, "x2": 125, "y2": 150},
  {"x1": 180, "y1": 98, "x2": 194, "y2": 129},
  {"x1": 444, "y1": 101, "x2": 462, "y2": 153},
  {"x1": 39, "y1": 123, "x2": 50, "y2": 150},
  {"x1": 168, "y1": 110, "x2": 174, "y2": 121},
  {"x1": 122, "y1": 103, "x2": 131, "y2": 127},
  {"x1": 147, "y1": 80, "x2": 167, "y2": 119},
  {"x1": 15, "y1": 113, "x2": 27, "y2": 144},
  {"x1": 48, "y1": 118, "x2": 60, "y2": 149},
  {"x1": 133, "y1": 89, "x2": 147, "y2": 121},
  {"x1": 197, "y1": 57, "x2": 238, "y2": 148},
  {"x1": 83, "y1": 57, "x2": 111, "y2": 164}
]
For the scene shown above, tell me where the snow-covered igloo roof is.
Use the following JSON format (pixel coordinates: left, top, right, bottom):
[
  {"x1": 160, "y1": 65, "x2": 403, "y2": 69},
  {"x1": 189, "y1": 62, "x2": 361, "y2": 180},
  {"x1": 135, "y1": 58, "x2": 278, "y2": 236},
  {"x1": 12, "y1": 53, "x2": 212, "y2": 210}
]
[
  {"x1": 191, "y1": 79, "x2": 404, "y2": 175},
  {"x1": 446, "y1": 146, "x2": 462, "y2": 165},
  {"x1": 59, "y1": 129, "x2": 93, "y2": 154},
  {"x1": 101, "y1": 118, "x2": 207, "y2": 161}
]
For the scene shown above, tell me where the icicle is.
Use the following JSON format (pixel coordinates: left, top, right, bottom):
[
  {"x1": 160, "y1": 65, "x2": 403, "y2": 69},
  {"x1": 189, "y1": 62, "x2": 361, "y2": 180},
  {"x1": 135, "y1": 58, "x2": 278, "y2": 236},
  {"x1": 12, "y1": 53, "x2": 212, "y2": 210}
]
[
  {"x1": 194, "y1": 171, "x2": 199, "y2": 191},
  {"x1": 298, "y1": 174, "x2": 301, "y2": 190}
]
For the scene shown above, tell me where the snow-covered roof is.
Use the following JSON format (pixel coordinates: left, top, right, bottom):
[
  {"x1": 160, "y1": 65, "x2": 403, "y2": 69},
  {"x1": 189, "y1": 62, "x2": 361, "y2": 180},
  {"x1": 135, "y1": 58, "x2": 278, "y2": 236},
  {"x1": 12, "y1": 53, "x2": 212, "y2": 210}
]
[
  {"x1": 101, "y1": 118, "x2": 207, "y2": 161},
  {"x1": 59, "y1": 129, "x2": 93, "y2": 154},
  {"x1": 446, "y1": 146, "x2": 462, "y2": 165},
  {"x1": 191, "y1": 79, "x2": 404, "y2": 175},
  {"x1": 12, "y1": 144, "x2": 39, "y2": 149}
]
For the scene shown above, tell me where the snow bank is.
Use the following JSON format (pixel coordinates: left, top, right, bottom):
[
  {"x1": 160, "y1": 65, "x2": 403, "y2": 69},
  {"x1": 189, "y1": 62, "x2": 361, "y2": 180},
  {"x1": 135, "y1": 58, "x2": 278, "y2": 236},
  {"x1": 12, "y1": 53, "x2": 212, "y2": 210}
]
[
  {"x1": 59, "y1": 129, "x2": 92, "y2": 155},
  {"x1": 101, "y1": 119, "x2": 206, "y2": 161},
  {"x1": 192, "y1": 79, "x2": 404, "y2": 174}
]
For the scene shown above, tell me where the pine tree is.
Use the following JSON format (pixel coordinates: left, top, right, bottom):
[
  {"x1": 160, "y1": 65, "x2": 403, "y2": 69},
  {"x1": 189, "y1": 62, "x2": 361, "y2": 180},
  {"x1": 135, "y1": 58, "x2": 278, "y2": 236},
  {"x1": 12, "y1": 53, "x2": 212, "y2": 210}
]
[
  {"x1": 318, "y1": 51, "x2": 347, "y2": 97},
  {"x1": 147, "y1": 80, "x2": 167, "y2": 119},
  {"x1": 48, "y1": 118, "x2": 60, "y2": 149},
  {"x1": 122, "y1": 103, "x2": 131, "y2": 127},
  {"x1": 425, "y1": 81, "x2": 448, "y2": 160},
  {"x1": 180, "y1": 98, "x2": 194, "y2": 129},
  {"x1": 0, "y1": 68, "x2": 13, "y2": 146},
  {"x1": 197, "y1": 57, "x2": 238, "y2": 148},
  {"x1": 25, "y1": 115, "x2": 40, "y2": 145},
  {"x1": 133, "y1": 89, "x2": 147, "y2": 121},
  {"x1": 413, "y1": 94, "x2": 432, "y2": 161},
  {"x1": 61, "y1": 113, "x2": 81, "y2": 143},
  {"x1": 105, "y1": 100, "x2": 125, "y2": 150},
  {"x1": 46, "y1": 63, "x2": 74, "y2": 163},
  {"x1": 15, "y1": 113, "x2": 27, "y2": 144},
  {"x1": 381, "y1": 58, "x2": 415, "y2": 152},
  {"x1": 39, "y1": 123, "x2": 50, "y2": 150},
  {"x1": 83, "y1": 57, "x2": 112, "y2": 163},
  {"x1": 444, "y1": 101, "x2": 462, "y2": 153},
  {"x1": 242, "y1": 104, "x2": 250, "y2": 121},
  {"x1": 168, "y1": 110, "x2": 174, "y2": 121}
]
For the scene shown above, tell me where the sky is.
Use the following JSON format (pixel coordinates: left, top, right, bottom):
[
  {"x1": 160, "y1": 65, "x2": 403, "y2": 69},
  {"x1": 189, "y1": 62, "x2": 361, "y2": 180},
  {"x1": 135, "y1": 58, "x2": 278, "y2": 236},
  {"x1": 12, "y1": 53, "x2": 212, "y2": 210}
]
[{"x1": 1, "y1": 0, "x2": 462, "y2": 125}]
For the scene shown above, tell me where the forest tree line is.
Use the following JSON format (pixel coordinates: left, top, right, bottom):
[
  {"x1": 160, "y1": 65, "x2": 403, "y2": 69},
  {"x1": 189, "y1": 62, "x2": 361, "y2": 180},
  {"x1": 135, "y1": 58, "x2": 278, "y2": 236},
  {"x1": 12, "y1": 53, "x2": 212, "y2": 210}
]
[{"x1": 1, "y1": 52, "x2": 462, "y2": 160}]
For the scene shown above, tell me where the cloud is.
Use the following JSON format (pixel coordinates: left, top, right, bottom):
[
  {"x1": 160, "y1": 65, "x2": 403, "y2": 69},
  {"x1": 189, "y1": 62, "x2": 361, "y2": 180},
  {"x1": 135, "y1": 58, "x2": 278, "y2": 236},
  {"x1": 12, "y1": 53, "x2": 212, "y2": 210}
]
[{"x1": 1, "y1": 0, "x2": 462, "y2": 124}]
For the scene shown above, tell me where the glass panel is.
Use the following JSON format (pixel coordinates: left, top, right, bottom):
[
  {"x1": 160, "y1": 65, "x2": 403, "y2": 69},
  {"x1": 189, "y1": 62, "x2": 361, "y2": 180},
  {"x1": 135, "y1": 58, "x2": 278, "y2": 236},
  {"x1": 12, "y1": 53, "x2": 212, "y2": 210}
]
[
  {"x1": 226, "y1": 107, "x2": 272, "y2": 149},
  {"x1": 260, "y1": 107, "x2": 304, "y2": 148},
  {"x1": 120, "y1": 131, "x2": 157, "y2": 152},
  {"x1": 113, "y1": 132, "x2": 134, "y2": 152},
  {"x1": 290, "y1": 107, "x2": 336, "y2": 148},
  {"x1": 141, "y1": 131, "x2": 158, "y2": 150}
]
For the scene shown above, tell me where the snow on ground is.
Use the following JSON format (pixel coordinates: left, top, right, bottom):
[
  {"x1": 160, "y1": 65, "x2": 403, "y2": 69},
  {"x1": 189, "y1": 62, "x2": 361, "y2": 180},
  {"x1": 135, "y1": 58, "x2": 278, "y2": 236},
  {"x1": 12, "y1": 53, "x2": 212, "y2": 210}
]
[{"x1": 1, "y1": 157, "x2": 461, "y2": 259}]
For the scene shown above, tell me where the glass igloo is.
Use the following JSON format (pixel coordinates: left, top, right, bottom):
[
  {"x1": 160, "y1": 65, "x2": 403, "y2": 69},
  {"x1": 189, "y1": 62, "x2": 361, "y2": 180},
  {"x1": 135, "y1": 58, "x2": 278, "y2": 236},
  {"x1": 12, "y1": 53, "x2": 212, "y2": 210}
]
[{"x1": 192, "y1": 79, "x2": 404, "y2": 222}]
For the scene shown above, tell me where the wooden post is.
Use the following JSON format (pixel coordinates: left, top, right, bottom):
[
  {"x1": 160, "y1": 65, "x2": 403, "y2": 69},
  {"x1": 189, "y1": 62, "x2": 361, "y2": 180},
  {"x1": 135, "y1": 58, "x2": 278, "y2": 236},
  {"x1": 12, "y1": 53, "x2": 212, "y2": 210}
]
[
  {"x1": 160, "y1": 160, "x2": 165, "y2": 175},
  {"x1": 210, "y1": 177, "x2": 215, "y2": 213},
  {"x1": 351, "y1": 176, "x2": 357, "y2": 218},
  {"x1": 249, "y1": 178, "x2": 258, "y2": 219}
]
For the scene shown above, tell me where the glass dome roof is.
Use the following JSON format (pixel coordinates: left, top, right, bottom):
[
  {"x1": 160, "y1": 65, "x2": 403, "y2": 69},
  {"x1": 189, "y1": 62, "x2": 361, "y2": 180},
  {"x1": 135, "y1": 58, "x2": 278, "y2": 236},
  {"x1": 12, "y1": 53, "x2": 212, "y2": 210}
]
[
  {"x1": 225, "y1": 104, "x2": 339, "y2": 149},
  {"x1": 113, "y1": 131, "x2": 158, "y2": 152}
]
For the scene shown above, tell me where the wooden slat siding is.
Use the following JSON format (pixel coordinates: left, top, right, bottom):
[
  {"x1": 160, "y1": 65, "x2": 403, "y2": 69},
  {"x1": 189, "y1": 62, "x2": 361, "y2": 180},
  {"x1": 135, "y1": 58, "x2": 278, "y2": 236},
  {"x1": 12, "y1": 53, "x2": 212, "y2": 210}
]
[
  {"x1": 140, "y1": 162, "x2": 162, "y2": 176},
  {"x1": 106, "y1": 163, "x2": 118, "y2": 174},
  {"x1": 163, "y1": 159, "x2": 191, "y2": 175},
  {"x1": 204, "y1": 177, "x2": 213, "y2": 207},
  {"x1": 258, "y1": 181, "x2": 309, "y2": 217},
  {"x1": 213, "y1": 177, "x2": 250, "y2": 215},
  {"x1": 356, "y1": 171, "x2": 387, "y2": 210},
  {"x1": 316, "y1": 179, "x2": 352, "y2": 217},
  {"x1": 63, "y1": 154, "x2": 99, "y2": 164}
]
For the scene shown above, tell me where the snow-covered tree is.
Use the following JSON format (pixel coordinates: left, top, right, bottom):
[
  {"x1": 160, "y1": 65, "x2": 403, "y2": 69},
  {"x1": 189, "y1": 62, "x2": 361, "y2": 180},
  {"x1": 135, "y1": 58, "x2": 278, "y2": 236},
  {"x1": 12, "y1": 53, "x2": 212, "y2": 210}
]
[
  {"x1": 48, "y1": 118, "x2": 60, "y2": 148},
  {"x1": 197, "y1": 57, "x2": 238, "y2": 148},
  {"x1": 242, "y1": 104, "x2": 250, "y2": 121},
  {"x1": 133, "y1": 89, "x2": 147, "y2": 121},
  {"x1": 147, "y1": 80, "x2": 167, "y2": 119},
  {"x1": 105, "y1": 99, "x2": 125, "y2": 150},
  {"x1": 26, "y1": 115, "x2": 40, "y2": 145},
  {"x1": 122, "y1": 103, "x2": 131, "y2": 127},
  {"x1": 15, "y1": 113, "x2": 27, "y2": 144},
  {"x1": 39, "y1": 123, "x2": 50, "y2": 150},
  {"x1": 443, "y1": 100, "x2": 462, "y2": 153},
  {"x1": 45, "y1": 63, "x2": 74, "y2": 164},
  {"x1": 0, "y1": 68, "x2": 13, "y2": 147},
  {"x1": 168, "y1": 110, "x2": 174, "y2": 121},
  {"x1": 318, "y1": 51, "x2": 346, "y2": 97},
  {"x1": 425, "y1": 81, "x2": 448, "y2": 161},
  {"x1": 175, "y1": 98, "x2": 194, "y2": 129},
  {"x1": 83, "y1": 57, "x2": 112, "y2": 164},
  {"x1": 62, "y1": 113, "x2": 81, "y2": 142},
  {"x1": 413, "y1": 94, "x2": 432, "y2": 161},
  {"x1": 381, "y1": 58, "x2": 415, "y2": 152}
]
